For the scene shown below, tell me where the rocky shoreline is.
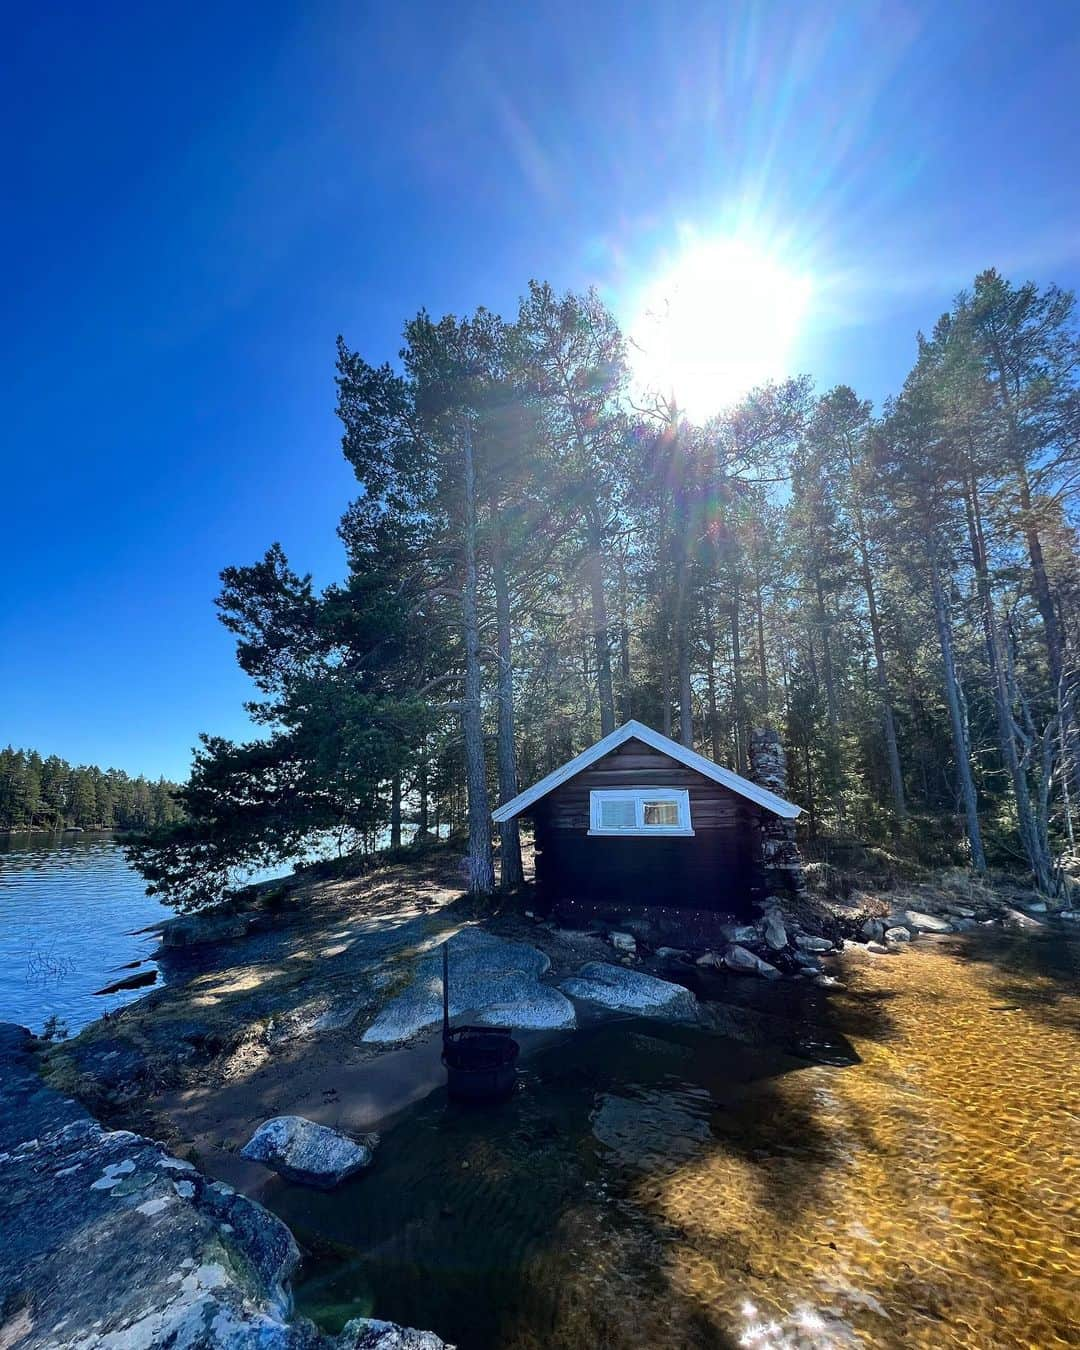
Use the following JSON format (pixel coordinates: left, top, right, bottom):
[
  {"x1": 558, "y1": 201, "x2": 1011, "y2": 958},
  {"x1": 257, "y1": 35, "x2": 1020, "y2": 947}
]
[
  {"x1": 0, "y1": 1023, "x2": 449, "y2": 1349},
  {"x1": 7, "y1": 845, "x2": 1073, "y2": 1348}
]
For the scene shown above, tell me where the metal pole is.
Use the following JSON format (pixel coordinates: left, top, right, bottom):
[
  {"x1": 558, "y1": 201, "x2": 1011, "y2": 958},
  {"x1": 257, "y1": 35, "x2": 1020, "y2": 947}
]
[{"x1": 442, "y1": 942, "x2": 450, "y2": 1044}]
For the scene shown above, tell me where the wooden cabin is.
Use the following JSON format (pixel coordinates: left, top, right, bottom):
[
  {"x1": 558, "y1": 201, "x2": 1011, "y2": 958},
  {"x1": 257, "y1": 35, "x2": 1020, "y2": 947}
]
[{"x1": 492, "y1": 720, "x2": 801, "y2": 939}]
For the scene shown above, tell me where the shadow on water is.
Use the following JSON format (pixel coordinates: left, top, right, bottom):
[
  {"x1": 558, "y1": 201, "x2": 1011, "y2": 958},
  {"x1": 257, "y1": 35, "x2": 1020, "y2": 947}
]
[
  {"x1": 947, "y1": 919, "x2": 1080, "y2": 1035},
  {"x1": 283, "y1": 993, "x2": 871, "y2": 1350}
]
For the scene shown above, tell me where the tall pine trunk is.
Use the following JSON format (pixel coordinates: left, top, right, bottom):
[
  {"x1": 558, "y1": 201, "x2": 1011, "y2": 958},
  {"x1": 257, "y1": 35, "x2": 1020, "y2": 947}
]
[
  {"x1": 928, "y1": 548, "x2": 987, "y2": 871},
  {"x1": 390, "y1": 773, "x2": 402, "y2": 849},
  {"x1": 964, "y1": 473, "x2": 1052, "y2": 889},
  {"x1": 586, "y1": 521, "x2": 616, "y2": 737},
  {"x1": 730, "y1": 579, "x2": 745, "y2": 773},
  {"x1": 492, "y1": 531, "x2": 523, "y2": 889},
  {"x1": 853, "y1": 516, "x2": 906, "y2": 821},
  {"x1": 461, "y1": 420, "x2": 494, "y2": 894},
  {"x1": 617, "y1": 552, "x2": 632, "y2": 723}
]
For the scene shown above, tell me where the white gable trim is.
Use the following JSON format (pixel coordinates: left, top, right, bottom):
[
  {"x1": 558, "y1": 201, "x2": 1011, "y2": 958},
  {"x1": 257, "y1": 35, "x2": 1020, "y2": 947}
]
[{"x1": 492, "y1": 720, "x2": 801, "y2": 822}]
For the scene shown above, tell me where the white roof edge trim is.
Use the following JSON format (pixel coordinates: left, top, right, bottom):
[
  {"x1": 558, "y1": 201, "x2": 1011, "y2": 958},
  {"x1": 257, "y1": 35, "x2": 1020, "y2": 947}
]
[{"x1": 491, "y1": 720, "x2": 801, "y2": 822}]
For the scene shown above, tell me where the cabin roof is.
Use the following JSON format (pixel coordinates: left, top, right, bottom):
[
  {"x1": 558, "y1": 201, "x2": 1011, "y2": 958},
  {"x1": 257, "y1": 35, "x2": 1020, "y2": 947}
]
[{"x1": 491, "y1": 720, "x2": 802, "y2": 822}]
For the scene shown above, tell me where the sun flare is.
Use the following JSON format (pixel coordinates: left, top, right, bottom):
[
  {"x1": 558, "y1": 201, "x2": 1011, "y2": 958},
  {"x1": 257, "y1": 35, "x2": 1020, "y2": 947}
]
[{"x1": 627, "y1": 236, "x2": 812, "y2": 419}]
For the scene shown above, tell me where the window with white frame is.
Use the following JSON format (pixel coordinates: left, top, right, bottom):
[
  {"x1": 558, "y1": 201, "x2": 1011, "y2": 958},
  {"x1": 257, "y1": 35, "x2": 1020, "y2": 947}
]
[{"x1": 588, "y1": 787, "x2": 693, "y2": 836}]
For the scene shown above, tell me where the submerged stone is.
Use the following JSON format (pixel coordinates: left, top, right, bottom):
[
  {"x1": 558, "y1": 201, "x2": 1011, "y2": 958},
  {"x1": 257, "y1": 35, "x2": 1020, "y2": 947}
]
[
  {"x1": 559, "y1": 961, "x2": 697, "y2": 1019},
  {"x1": 884, "y1": 926, "x2": 911, "y2": 943},
  {"x1": 241, "y1": 1116, "x2": 378, "y2": 1189}
]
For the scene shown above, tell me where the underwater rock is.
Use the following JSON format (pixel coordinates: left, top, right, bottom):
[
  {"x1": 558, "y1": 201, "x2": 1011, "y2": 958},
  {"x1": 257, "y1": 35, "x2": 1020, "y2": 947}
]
[
  {"x1": 722, "y1": 945, "x2": 782, "y2": 979},
  {"x1": 591, "y1": 1089, "x2": 711, "y2": 1171},
  {"x1": 609, "y1": 931, "x2": 637, "y2": 954},
  {"x1": 866, "y1": 941, "x2": 891, "y2": 954},
  {"x1": 884, "y1": 926, "x2": 911, "y2": 943},
  {"x1": 859, "y1": 917, "x2": 886, "y2": 941},
  {"x1": 559, "y1": 961, "x2": 698, "y2": 1019},
  {"x1": 241, "y1": 1116, "x2": 378, "y2": 1189}
]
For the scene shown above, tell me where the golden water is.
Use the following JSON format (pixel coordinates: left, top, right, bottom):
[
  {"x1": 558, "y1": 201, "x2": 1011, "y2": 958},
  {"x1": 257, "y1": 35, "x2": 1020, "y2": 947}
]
[{"x1": 292, "y1": 930, "x2": 1079, "y2": 1349}]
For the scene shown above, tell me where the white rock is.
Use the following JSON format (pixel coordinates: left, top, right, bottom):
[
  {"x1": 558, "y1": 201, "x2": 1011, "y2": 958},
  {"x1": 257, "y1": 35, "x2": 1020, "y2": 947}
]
[
  {"x1": 866, "y1": 942, "x2": 891, "y2": 954},
  {"x1": 559, "y1": 962, "x2": 697, "y2": 1019},
  {"x1": 655, "y1": 947, "x2": 691, "y2": 963},
  {"x1": 903, "y1": 910, "x2": 954, "y2": 933},
  {"x1": 723, "y1": 945, "x2": 781, "y2": 979},
  {"x1": 240, "y1": 1116, "x2": 377, "y2": 1189},
  {"x1": 794, "y1": 934, "x2": 833, "y2": 953},
  {"x1": 1002, "y1": 908, "x2": 1043, "y2": 931},
  {"x1": 763, "y1": 913, "x2": 788, "y2": 952},
  {"x1": 884, "y1": 926, "x2": 911, "y2": 943},
  {"x1": 472, "y1": 987, "x2": 576, "y2": 1030},
  {"x1": 609, "y1": 932, "x2": 637, "y2": 954},
  {"x1": 719, "y1": 924, "x2": 759, "y2": 944}
]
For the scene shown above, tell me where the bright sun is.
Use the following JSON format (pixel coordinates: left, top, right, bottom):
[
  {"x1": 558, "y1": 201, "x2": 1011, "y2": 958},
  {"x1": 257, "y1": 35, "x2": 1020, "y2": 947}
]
[{"x1": 627, "y1": 236, "x2": 812, "y2": 420}]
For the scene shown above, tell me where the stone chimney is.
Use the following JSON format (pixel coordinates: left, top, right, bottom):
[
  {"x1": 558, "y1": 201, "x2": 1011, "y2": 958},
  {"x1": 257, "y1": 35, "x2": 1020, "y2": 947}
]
[{"x1": 749, "y1": 727, "x2": 807, "y2": 903}]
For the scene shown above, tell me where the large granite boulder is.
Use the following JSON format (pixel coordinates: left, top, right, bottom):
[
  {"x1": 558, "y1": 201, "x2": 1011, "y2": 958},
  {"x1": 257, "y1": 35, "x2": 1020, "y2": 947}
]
[
  {"x1": 362, "y1": 929, "x2": 559, "y2": 1044},
  {"x1": 559, "y1": 962, "x2": 697, "y2": 1020},
  {"x1": 0, "y1": 1024, "x2": 451, "y2": 1349},
  {"x1": 241, "y1": 1116, "x2": 378, "y2": 1188}
]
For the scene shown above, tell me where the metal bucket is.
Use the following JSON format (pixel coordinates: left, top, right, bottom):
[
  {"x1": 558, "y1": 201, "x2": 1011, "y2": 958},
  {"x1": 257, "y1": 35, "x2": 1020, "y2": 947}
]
[
  {"x1": 441, "y1": 943, "x2": 519, "y2": 1101},
  {"x1": 442, "y1": 1025, "x2": 520, "y2": 1101}
]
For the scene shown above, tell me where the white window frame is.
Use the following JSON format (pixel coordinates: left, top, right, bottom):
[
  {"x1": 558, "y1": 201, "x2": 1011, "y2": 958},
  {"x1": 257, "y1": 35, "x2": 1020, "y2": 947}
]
[{"x1": 588, "y1": 787, "x2": 694, "y2": 837}]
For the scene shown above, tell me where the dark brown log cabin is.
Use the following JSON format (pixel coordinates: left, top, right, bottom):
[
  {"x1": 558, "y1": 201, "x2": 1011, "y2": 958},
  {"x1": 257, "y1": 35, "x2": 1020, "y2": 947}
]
[{"x1": 492, "y1": 721, "x2": 801, "y2": 934}]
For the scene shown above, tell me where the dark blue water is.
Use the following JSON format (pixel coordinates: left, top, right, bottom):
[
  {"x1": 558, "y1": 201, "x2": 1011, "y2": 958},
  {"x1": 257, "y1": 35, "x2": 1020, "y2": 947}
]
[{"x1": 0, "y1": 831, "x2": 170, "y2": 1034}]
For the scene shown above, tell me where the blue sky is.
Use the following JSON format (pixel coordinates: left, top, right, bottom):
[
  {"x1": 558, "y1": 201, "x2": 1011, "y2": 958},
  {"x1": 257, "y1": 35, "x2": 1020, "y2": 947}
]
[{"x1": 3, "y1": 0, "x2": 1079, "y2": 781}]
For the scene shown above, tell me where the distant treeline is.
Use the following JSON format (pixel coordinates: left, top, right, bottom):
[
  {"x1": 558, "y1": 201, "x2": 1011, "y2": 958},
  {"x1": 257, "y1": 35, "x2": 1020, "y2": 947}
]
[{"x1": 0, "y1": 746, "x2": 184, "y2": 832}]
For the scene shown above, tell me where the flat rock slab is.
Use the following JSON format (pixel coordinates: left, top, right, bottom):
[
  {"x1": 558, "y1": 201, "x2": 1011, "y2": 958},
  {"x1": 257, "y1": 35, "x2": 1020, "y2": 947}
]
[
  {"x1": 241, "y1": 1116, "x2": 377, "y2": 1188},
  {"x1": 473, "y1": 987, "x2": 576, "y2": 1030},
  {"x1": 559, "y1": 962, "x2": 697, "y2": 1020},
  {"x1": 362, "y1": 929, "x2": 556, "y2": 1044}
]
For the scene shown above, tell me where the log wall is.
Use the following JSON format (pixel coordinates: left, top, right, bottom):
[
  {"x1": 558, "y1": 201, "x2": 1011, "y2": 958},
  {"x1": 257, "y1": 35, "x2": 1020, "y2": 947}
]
[{"x1": 530, "y1": 739, "x2": 763, "y2": 917}]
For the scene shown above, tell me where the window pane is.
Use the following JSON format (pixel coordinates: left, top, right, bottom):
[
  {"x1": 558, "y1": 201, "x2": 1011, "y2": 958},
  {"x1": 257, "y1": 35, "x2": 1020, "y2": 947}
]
[
  {"x1": 643, "y1": 800, "x2": 679, "y2": 827},
  {"x1": 598, "y1": 797, "x2": 636, "y2": 829}
]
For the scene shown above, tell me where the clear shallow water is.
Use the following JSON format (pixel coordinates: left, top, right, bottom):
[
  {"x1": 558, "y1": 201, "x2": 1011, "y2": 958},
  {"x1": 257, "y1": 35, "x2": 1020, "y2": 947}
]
[
  {"x1": 288, "y1": 924, "x2": 1080, "y2": 1350},
  {"x1": 0, "y1": 831, "x2": 170, "y2": 1033}
]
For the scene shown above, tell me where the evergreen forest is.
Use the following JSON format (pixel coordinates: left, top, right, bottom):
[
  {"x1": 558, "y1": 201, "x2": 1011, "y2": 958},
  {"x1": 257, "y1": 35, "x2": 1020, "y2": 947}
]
[{"x1": 128, "y1": 269, "x2": 1079, "y2": 910}]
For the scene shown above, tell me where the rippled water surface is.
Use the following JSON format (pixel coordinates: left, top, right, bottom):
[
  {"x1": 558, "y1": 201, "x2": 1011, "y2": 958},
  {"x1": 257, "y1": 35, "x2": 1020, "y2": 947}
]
[
  {"x1": 0, "y1": 832, "x2": 169, "y2": 1032},
  {"x1": 290, "y1": 924, "x2": 1079, "y2": 1349}
]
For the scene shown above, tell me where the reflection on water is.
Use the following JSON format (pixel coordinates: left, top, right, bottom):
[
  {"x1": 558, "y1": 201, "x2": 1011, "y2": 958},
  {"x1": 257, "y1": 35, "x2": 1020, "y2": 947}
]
[
  {"x1": 0, "y1": 832, "x2": 169, "y2": 1032},
  {"x1": 291, "y1": 923, "x2": 1079, "y2": 1349}
]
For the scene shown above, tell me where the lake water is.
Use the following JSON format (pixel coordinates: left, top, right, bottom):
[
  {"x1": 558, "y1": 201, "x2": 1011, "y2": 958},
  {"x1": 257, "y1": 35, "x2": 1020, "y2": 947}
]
[
  {"x1": 0, "y1": 831, "x2": 170, "y2": 1034},
  {"x1": 287, "y1": 923, "x2": 1080, "y2": 1349}
]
